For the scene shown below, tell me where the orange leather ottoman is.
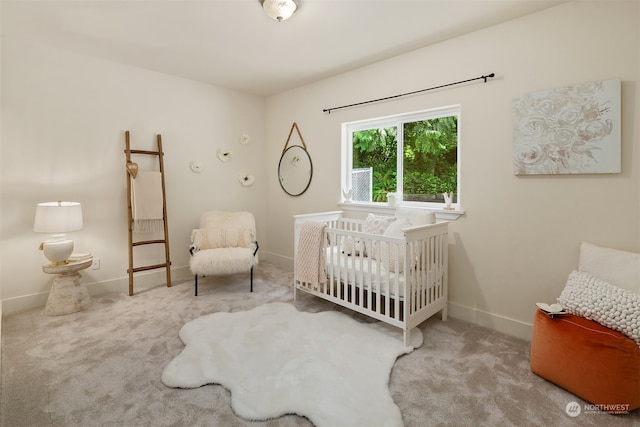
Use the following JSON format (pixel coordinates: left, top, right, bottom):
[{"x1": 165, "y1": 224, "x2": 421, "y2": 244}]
[{"x1": 530, "y1": 309, "x2": 640, "y2": 412}]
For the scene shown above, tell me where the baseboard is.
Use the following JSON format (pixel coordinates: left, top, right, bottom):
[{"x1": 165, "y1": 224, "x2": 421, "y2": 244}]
[
  {"x1": 1, "y1": 293, "x2": 49, "y2": 316},
  {"x1": 447, "y1": 301, "x2": 534, "y2": 342},
  {"x1": 3, "y1": 259, "x2": 534, "y2": 344},
  {"x1": 0, "y1": 303, "x2": 3, "y2": 372},
  {"x1": 259, "y1": 254, "x2": 535, "y2": 341},
  {"x1": 261, "y1": 251, "x2": 293, "y2": 270},
  {"x1": 1, "y1": 256, "x2": 293, "y2": 316},
  {"x1": 260, "y1": 253, "x2": 534, "y2": 341},
  {"x1": 1, "y1": 265, "x2": 193, "y2": 316}
]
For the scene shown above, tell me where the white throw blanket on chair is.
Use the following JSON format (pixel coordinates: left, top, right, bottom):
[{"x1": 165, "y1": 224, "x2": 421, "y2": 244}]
[
  {"x1": 295, "y1": 221, "x2": 327, "y2": 291},
  {"x1": 131, "y1": 171, "x2": 164, "y2": 233}
]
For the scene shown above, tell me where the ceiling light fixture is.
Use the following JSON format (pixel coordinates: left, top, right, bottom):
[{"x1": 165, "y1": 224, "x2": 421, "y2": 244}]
[{"x1": 260, "y1": 0, "x2": 298, "y2": 22}]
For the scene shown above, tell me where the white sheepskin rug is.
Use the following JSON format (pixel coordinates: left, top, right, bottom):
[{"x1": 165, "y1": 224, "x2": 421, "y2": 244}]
[{"x1": 162, "y1": 302, "x2": 423, "y2": 427}]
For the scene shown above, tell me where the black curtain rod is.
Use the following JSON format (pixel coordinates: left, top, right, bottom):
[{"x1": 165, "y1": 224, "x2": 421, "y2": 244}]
[{"x1": 322, "y1": 73, "x2": 496, "y2": 114}]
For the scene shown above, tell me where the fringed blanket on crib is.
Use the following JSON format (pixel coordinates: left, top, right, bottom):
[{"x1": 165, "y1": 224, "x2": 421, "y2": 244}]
[
  {"x1": 295, "y1": 221, "x2": 326, "y2": 291},
  {"x1": 131, "y1": 171, "x2": 164, "y2": 233}
]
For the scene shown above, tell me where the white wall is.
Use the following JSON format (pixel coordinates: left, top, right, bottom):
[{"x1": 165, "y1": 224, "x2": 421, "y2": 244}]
[
  {"x1": 265, "y1": 1, "x2": 640, "y2": 339},
  {"x1": 1, "y1": 38, "x2": 267, "y2": 312}
]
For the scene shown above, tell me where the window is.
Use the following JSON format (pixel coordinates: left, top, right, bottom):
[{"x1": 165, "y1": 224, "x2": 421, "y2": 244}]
[{"x1": 341, "y1": 106, "x2": 460, "y2": 210}]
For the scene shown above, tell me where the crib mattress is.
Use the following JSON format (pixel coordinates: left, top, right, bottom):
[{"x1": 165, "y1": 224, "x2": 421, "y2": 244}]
[{"x1": 324, "y1": 246, "x2": 406, "y2": 298}]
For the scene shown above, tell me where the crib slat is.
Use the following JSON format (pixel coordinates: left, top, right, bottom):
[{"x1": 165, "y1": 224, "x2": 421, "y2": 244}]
[
  {"x1": 436, "y1": 235, "x2": 442, "y2": 301},
  {"x1": 417, "y1": 240, "x2": 422, "y2": 312},
  {"x1": 387, "y1": 242, "x2": 392, "y2": 319},
  {"x1": 423, "y1": 238, "x2": 429, "y2": 308}
]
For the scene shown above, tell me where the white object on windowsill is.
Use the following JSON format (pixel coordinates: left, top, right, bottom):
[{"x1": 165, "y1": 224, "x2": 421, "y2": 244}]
[
  {"x1": 443, "y1": 192, "x2": 454, "y2": 210},
  {"x1": 387, "y1": 192, "x2": 399, "y2": 207},
  {"x1": 342, "y1": 188, "x2": 352, "y2": 203}
]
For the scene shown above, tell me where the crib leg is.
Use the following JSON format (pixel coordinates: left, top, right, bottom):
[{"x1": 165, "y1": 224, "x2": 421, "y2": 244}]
[
  {"x1": 293, "y1": 283, "x2": 299, "y2": 302},
  {"x1": 441, "y1": 305, "x2": 448, "y2": 321},
  {"x1": 403, "y1": 329, "x2": 411, "y2": 348}
]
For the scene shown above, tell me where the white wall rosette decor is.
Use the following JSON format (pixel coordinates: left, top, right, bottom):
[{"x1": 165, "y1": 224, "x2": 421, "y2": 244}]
[
  {"x1": 239, "y1": 173, "x2": 255, "y2": 187},
  {"x1": 216, "y1": 149, "x2": 232, "y2": 162}
]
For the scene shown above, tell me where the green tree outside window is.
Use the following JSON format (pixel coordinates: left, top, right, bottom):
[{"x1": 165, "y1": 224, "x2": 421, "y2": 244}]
[{"x1": 352, "y1": 116, "x2": 457, "y2": 203}]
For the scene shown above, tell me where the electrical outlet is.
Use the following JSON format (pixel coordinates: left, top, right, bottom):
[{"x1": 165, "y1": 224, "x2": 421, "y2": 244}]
[{"x1": 91, "y1": 258, "x2": 101, "y2": 270}]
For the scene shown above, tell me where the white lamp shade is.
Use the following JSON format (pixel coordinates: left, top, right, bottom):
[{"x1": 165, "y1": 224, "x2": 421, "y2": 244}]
[
  {"x1": 34, "y1": 201, "x2": 83, "y2": 233},
  {"x1": 262, "y1": 0, "x2": 298, "y2": 22}
]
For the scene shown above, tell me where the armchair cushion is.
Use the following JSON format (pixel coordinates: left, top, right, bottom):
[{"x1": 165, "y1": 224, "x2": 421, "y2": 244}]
[
  {"x1": 192, "y1": 228, "x2": 252, "y2": 250},
  {"x1": 191, "y1": 211, "x2": 256, "y2": 251},
  {"x1": 190, "y1": 247, "x2": 257, "y2": 276}
]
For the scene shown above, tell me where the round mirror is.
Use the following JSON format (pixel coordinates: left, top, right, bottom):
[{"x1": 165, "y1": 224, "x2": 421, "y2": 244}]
[{"x1": 278, "y1": 145, "x2": 313, "y2": 196}]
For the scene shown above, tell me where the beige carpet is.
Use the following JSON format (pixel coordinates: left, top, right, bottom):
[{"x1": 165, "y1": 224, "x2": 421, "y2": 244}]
[{"x1": 2, "y1": 261, "x2": 638, "y2": 427}]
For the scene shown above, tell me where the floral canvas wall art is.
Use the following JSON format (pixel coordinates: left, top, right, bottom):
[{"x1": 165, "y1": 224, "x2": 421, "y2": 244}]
[{"x1": 512, "y1": 80, "x2": 621, "y2": 175}]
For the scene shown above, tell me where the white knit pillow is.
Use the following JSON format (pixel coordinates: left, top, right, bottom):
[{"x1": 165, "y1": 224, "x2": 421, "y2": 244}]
[
  {"x1": 379, "y1": 209, "x2": 437, "y2": 272},
  {"x1": 362, "y1": 213, "x2": 395, "y2": 235},
  {"x1": 380, "y1": 219, "x2": 410, "y2": 272},
  {"x1": 362, "y1": 214, "x2": 395, "y2": 259},
  {"x1": 381, "y1": 208, "x2": 437, "y2": 272},
  {"x1": 558, "y1": 270, "x2": 640, "y2": 346}
]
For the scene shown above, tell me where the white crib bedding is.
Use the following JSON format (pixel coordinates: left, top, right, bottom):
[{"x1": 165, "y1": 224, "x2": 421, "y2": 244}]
[{"x1": 324, "y1": 246, "x2": 406, "y2": 298}]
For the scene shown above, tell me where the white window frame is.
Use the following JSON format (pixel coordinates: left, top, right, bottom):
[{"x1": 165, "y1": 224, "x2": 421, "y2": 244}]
[{"x1": 340, "y1": 105, "x2": 464, "y2": 220}]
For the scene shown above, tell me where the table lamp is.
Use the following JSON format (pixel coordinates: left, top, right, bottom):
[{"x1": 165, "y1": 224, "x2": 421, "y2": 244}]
[{"x1": 34, "y1": 201, "x2": 83, "y2": 266}]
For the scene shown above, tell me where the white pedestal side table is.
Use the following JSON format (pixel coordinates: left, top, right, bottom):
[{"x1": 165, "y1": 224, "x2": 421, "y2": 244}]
[{"x1": 42, "y1": 258, "x2": 92, "y2": 316}]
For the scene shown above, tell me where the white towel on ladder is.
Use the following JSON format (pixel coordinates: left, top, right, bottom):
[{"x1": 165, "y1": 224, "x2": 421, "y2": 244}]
[{"x1": 131, "y1": 171, "x2": 164, "y2": 233}]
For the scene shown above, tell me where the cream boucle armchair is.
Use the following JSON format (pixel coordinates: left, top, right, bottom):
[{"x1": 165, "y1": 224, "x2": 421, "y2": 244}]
[{"x1": 189, "y1": 211, "x2": 259, "y2": 296}]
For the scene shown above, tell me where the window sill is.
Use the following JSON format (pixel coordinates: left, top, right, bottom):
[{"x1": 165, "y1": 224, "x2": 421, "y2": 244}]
[{"x1": 337, "y1": 202, "x2": 464, "y2": 221}]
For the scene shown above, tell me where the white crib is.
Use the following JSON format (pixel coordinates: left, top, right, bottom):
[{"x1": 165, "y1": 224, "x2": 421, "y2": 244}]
[{"x1": 293, "y1": 211, "x2": 448, "y2": 346}]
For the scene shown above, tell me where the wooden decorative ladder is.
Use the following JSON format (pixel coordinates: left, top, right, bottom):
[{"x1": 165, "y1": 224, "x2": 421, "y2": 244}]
[{"x1": 124, "y1": 130, "x2": 172, "y2": 296}]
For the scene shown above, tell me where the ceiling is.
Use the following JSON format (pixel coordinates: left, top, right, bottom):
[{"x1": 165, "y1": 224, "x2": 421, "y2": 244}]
[{"x1": 2, "y1": 0, "x2": 567, "y2": 96}]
